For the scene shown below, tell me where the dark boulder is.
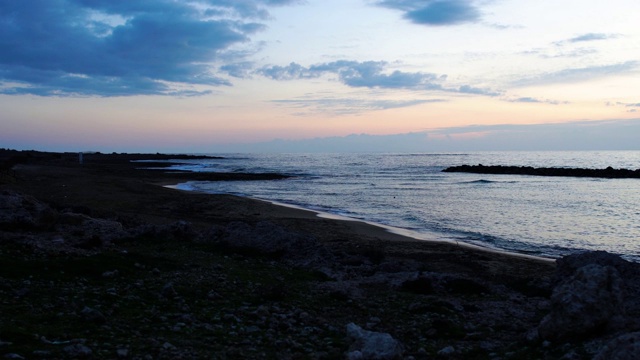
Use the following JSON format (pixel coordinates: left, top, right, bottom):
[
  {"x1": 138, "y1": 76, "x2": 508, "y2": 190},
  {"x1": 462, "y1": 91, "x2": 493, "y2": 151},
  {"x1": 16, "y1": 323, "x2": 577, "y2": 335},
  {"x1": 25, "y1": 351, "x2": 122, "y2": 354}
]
[
  {"x1": 556, "y1": 251, "x2": 639, "y2": 279},
  {"x1": 0, "y1": 190, "x2": 57, "y2": 230},
  {"x1": 594, "y1": 331, "x2": 640, "y2": 360},
  {"x1": 535, "y1": 251, "x2": 640, "y2": 342},
  {"x1": 537, "y1": 264, "x2": 626, "y2": 341}
]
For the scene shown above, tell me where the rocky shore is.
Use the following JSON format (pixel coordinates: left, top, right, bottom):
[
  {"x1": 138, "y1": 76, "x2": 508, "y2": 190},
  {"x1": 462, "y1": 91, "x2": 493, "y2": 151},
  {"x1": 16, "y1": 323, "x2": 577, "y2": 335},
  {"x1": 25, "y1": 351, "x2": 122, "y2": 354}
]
[
  {"x1": 2, "y1": 150, "x2": 640, "y2": 359},
  {"x1": 442, "y1": 164, "x2": 640, "y2": 179}
]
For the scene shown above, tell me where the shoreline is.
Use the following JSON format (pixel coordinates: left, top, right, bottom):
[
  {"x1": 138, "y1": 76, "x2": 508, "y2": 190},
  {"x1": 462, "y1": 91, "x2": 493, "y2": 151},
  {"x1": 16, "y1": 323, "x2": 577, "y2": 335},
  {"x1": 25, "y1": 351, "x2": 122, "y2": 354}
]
[
  {"x1": 168, "y1": 181, "x2": 556, "y2": 264},
  {"x1": 264, "y1": 198, "x2": 557, "y2": 264},
  {"x1": 1, "y1": 149, "x2": 557, "y2": 269},
  {"x1": 0, "y1": 152, "x2": 558, "y2": 287}
]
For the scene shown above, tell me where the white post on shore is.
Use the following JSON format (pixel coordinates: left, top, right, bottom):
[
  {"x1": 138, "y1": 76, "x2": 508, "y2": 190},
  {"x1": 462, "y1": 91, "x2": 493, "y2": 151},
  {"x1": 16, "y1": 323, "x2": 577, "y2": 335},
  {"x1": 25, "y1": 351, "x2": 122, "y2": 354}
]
[{"x1": 79, "y1": 152, "x2": 83, "y2": 165}]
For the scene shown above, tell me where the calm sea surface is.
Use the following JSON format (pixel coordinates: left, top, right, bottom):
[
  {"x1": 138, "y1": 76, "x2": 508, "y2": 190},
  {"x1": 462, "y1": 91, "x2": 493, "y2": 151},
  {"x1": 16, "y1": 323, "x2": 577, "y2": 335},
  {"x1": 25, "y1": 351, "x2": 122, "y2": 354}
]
[{"x1": 165, "y1": 151, "x2": 640, "y2": 262}]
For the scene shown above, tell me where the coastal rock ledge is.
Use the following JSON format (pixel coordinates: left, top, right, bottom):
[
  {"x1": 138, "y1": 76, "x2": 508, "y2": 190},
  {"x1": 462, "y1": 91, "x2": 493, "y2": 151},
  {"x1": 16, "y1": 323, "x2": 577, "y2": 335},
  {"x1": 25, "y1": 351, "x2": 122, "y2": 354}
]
[
  {"x1": 531, "y1": 251, "x2": 640, "y2": 359},
  {"x1": 442, "y1": 164, "x2": 640, "y2": 178}
]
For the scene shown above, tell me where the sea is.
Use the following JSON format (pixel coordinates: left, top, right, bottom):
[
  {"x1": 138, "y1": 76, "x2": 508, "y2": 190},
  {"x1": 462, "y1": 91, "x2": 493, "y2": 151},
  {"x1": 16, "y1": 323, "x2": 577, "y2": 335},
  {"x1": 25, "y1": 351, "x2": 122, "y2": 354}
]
[{"x1": 162, "y1": 151, "x2": 640, "y2": 262}]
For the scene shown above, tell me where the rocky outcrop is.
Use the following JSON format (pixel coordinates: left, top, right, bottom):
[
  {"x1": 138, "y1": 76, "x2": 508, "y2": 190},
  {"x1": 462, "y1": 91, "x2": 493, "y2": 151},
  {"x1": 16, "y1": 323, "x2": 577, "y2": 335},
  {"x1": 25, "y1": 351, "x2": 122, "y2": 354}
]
[
  {"x1": 537, "y1": 264, "x2": 626, "y2": 341},
  {"x1": 594, "y1": 331, "x2": 640, "y2": 360},
  {"x1": 57, "y1": 212, "x2": 127, "y2": 246},
  {"x1": 556, "y1": 251, "x2": 640, "y2": 317},
  {"x1": 0, "y1": 190, "x2": 129, "y2": 251},
  {"x1": 0, "y1": 190, "x2": 57, "y2": 230},
  {"x1": 346, "y1": 323, "x2": 403, "y2": 360},
  {"x1": 442, "y1": 164, "x2": 640, "y2": 179},
  {"x1": 535, "y1": 251, "x2": 640, "y2": 343},
  {"x1": 556, "y1": 250, "x2": 640, "y2": 280}
]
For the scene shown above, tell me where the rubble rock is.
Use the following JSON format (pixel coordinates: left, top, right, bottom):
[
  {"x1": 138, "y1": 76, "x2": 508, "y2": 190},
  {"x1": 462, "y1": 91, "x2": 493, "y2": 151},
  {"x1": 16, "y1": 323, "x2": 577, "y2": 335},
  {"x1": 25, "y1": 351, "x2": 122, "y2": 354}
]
[
  {"x1": 593, "y1": 331, "x2": 640, "y2": 360},
  {"x1": 81, "y1": 306, "x2": 106, "y2": 324},
  {"x1": 0, "y1": 190, "x2": 57, "y2": 230},
  {"x1": 208, "y1": 221, "x2": 333, "y2": 267},
  {"x1": 346, "y1": 322, "x2": 403, "y2": 360},
  {"x1": 537, "y1": 264, "x2": 625, "y2": 341},
  {"x1": 556, "y1": 251, "x2": 638, "y2": 280},
  {"x1": 63, "y1": 344, "x2": 92, "y2": 358}
]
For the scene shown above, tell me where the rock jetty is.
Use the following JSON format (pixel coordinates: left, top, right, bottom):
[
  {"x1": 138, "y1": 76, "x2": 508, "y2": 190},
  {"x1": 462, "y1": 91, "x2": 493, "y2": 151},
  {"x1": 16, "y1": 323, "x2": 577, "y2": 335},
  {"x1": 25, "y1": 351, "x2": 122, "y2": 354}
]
[{"x1": 442, "y1": 164, "x2": 640, "y2": 178}]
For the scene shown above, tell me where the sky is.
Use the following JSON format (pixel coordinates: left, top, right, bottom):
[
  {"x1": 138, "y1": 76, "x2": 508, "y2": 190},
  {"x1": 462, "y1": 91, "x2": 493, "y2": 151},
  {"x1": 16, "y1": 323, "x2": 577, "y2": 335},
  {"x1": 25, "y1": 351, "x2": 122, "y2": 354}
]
[{"x1": 1, "y1": 0, "x2": 639, "y2": 153}]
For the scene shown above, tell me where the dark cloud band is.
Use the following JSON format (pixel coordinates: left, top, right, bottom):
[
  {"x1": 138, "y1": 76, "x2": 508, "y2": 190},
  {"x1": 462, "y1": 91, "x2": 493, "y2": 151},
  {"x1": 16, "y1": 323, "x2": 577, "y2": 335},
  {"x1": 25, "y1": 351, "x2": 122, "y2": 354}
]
[
  {"x1": 376, "y1": 0, "x2": 481, "y2": 26},
  {"x1": 0, "y1": 0, "x2": 297, "y2": 96}
]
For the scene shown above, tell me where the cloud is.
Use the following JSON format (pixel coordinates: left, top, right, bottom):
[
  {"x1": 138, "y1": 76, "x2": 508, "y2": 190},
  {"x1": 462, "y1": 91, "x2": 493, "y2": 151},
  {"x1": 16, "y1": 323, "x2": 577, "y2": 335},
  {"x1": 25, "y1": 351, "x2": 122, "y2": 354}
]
[
  {"x1": 504, "y1": 97, "x2": 566, "y2": 105},
  {"x1": 513, "y1": 61, "x2": 639, "y2": 86},
  {"x1": 524, "y1": 47, "x2": 599, "y2": 59},
  {"x1": 259, "y1": 60, "x2": 445, "y2": 89},
  {"x1": 566, "y1": 33, "x2": 618, "y2": 43},
  {"x1": 0, "y1": 70, "x2": 214, "y2": 97},
  {"x1": 375, "y1": 0, "x2": 481, "y2": 26},
  {"x1": 457, "y1": 85, "x2": 501, "y2": 97},
  {"x1": 259, "y1": 60, "x2": 499, "y2": 96},
  {"x1": 509, "y1": 97, "x2": 541, "y2": 103},
  {"x1": 606, "y1": 101, "x2": 640, "y2": 113},
  {"x1": 270, "y1": 96, "x2": 445, "y2": 115},
  {"x1": 606, "y1": 101, "x2": 640, "y2": 107},
  {"x1": 525, "y1": 32, "x2": 619, "y2": 59},
  {"x1": 0, "y1": 0, "x2": 297, "y2": 96},
  {"x1": 219, "y1": 62, "x2": 256, "y2": 78},
  {"x1": 259, "y1": 62, "x2": 320, "y2": 80},
  {"x1": 550, "y1": 33, "x2": 620, "y2": 47}
]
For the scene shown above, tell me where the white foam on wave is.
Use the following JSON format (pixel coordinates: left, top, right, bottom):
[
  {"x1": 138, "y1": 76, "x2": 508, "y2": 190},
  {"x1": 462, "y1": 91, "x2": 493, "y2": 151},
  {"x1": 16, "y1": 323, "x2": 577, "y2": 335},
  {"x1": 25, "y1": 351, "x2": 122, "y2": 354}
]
[
  {"x1": 263, "y1": 199, "x2": 556, "y2": 263},
  {"x1": 165, "y1": 182, "x2": 197, "y2": 191}
]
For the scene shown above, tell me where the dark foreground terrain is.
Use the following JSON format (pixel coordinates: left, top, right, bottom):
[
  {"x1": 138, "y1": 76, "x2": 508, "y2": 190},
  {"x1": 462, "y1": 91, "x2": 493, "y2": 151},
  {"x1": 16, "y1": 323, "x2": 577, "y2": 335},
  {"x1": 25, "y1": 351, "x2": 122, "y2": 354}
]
[{"x1": 1, "y1": 150, "x2": 640, "y2": 359}]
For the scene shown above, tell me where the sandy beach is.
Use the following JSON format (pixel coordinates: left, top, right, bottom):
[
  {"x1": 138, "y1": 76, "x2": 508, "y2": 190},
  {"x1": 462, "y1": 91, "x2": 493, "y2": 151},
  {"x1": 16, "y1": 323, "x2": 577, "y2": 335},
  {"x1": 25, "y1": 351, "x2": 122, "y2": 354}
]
[{"x1": 3, "y1": 150, "x2": 639, "y2": 359}]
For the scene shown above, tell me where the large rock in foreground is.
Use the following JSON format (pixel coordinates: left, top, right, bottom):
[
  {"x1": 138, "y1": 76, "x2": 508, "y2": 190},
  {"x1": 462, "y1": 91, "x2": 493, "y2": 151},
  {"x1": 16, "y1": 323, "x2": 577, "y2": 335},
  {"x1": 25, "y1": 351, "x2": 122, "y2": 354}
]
[
  {"x1": 535, "y1": 251, "x2": 640, "y2": 342},
  {"x1": 537, "y1": 263, "x2": 626, "y2": 341},
  {"x1": 594, "y1": 331, "x2": 640, "y2": 360}
]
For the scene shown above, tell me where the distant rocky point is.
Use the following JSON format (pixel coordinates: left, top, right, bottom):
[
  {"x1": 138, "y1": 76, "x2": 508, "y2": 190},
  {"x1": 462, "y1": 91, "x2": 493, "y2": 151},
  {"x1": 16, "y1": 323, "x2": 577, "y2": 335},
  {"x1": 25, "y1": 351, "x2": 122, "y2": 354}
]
[{"x1": 443, "y1": 164, "x2": 640, "y2": 179}]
